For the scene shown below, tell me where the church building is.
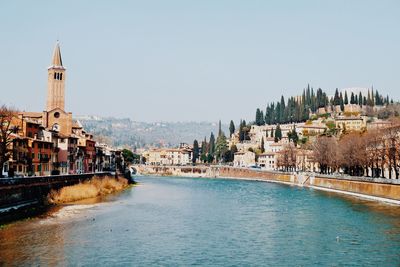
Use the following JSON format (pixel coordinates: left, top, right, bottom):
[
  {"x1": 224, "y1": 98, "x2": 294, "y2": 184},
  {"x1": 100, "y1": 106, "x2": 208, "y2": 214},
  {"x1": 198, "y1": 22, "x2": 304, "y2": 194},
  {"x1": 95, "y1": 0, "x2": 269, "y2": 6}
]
[{"x1": 42, "y1": 42, "x2": 73, "y2": 136}]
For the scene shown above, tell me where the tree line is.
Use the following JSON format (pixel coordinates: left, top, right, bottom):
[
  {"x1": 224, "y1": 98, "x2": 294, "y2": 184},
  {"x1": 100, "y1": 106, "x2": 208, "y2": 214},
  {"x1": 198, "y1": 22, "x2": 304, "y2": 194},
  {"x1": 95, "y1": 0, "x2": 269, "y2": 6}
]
[
  {"x1": 255, "y1": 86, "x2": 391, "y2": 126},
  {"x1": 192, "y1": 120, "x2": 237, "y2": 164},
  {"x1": 277, "y1": 122, "x2": 400, "y2": 179}
]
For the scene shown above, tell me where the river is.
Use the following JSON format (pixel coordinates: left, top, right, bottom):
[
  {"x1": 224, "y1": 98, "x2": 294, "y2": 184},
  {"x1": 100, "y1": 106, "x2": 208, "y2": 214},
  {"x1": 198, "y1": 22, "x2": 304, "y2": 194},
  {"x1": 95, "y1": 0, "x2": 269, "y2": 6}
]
[{"x1": 1, "y1": 176, "x2": 400, "y2": 266}]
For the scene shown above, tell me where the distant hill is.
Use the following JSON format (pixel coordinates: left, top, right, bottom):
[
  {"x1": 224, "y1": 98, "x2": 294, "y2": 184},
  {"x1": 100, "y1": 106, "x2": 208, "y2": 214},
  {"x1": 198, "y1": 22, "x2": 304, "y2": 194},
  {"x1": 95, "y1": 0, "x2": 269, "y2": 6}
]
[{"x1": 75, "y1": 116, "x2": 228, "y2": 149}]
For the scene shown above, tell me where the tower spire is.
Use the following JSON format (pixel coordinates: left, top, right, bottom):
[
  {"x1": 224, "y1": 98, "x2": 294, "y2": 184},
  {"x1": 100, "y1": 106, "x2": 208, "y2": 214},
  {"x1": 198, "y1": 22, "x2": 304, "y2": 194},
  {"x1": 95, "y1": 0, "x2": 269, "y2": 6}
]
[
  {"x1": 47, "y1": 41, "x2": 66, "y2": 111},
  {"x1": 51, "y1": 41, "x2": 63, "y2": 67}
]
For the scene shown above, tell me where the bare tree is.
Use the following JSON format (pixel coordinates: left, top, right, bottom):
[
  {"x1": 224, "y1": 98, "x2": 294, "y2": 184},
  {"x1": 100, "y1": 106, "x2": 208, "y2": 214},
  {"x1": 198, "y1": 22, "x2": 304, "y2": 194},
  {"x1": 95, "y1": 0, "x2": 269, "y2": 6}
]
[
  {"x1": 339, "y1": 132, "x2": 368, "y2": 176},
  {"x1": 312, "y1": 136, "x2": 340, "y2": 174},
  {"x1": 0, "y1": 105, "x2": 18, "y2": 177},
  {"x1": 277, "y1": 143, "x2": 297, "y2": 172},
  {"x1": 365, "y1": 130, "x2": 387, "y2": 177},
  {"x1": 384, "y1": 125, "x2": 400, "y2": 179}
]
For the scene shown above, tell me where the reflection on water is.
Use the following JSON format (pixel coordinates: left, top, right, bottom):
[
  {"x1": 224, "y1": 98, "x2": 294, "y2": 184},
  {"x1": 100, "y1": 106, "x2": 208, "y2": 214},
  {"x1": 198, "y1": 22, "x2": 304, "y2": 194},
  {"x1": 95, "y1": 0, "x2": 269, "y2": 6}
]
[{"x1": 1, "y1": 176, "x2": 400, "y2": 266}]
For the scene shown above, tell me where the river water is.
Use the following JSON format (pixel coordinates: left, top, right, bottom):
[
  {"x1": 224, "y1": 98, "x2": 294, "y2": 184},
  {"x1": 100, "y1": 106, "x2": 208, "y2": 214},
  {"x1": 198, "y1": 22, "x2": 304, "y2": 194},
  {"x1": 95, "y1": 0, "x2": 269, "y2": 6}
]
[{"x1": 1, "y1": 176, "x2": 400, "y2": 266}]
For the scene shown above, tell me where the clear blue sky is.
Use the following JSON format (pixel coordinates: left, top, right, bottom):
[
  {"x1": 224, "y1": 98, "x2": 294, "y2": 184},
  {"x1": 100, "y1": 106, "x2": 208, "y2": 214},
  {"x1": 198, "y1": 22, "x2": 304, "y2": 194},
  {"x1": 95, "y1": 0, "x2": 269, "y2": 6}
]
[{"x1": 0, "y1": 0, "x2": 399, "y2": 122}]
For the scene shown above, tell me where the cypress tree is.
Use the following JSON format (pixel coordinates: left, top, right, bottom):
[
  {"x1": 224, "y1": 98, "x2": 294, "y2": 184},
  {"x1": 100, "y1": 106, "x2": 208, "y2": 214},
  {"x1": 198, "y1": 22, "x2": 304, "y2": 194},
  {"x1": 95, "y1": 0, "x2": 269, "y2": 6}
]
[
  {"x1": 367, "y1": 90, "x2": 373, "y2": 106},
  {"x1": 209, "y1": 132, "x2": 215, "y2": 156},
  {"x1": 192, "y1": 140, "x2": 199, "y2": 164},
  {"x1": 255, "y1": 108, "x2": 261, "y2": 126},
  {"x1": 229, "y1": 120, "x2": 235, "y2": 137},
  {"x1": 260, "y1": 137, "x2": 265, "y2": 153},
  {"x1": 280, "y1": 96, "x2": 286, "y2": 123},
  {"x1": 371, "y1": 89, "x2": 375, "y2": 106},
  {"x1": 359, "y1": 92, "x2": 363, "y2": 106},
  {"x1": 265, "y1": 105, "x2": 270, "y2": 125},
  {"x1": 350, "y1": 92, "x2": 355, "y2": 104},
  {"x1": 344, "y1": 91, "x2": 349, "y2": 105},
  {"x1": 200, "y1": 137, "x2": 208, "y2": 163},
  {"x1": 215, "y1": 132, "x2": 228, "y2": 163},
  {"x1": 260, "y1": 110, "x2": 265, "y2": 125},
  {"x1": 340, "y1": 92, "x2": 344, "y2": 111},
  {"x1": 239, "y1": 120, "x2": 244, "y2": 141},
  {"x1": 274, "y1": 125, "x2": 282, "y2": 142}
]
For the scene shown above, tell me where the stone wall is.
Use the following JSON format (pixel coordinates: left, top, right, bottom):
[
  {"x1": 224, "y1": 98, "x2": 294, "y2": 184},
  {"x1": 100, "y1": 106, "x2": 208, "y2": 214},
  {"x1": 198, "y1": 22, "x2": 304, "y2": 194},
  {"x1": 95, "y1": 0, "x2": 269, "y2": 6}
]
[
  {"x1": 218, "y1": 167, "x2": 400, "y2": 202},
  {"x1": 0, "y1": 172, "x2": 112, "y2": 223},
  {"x1": 139, "y1": 165, "x2": 400, "y2": 202}
]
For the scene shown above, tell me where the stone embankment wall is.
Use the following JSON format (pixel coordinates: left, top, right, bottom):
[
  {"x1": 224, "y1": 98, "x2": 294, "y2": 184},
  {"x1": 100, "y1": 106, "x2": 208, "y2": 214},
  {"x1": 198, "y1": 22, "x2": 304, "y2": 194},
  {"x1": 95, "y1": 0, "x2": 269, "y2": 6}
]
[
  {"x1": 0, "y1": 172, "x2": 112, "y2": 222},
  {"x1": 140, "y1": 165, "x2": 400, "y2": 203},
  {"x1": 218, "y1": 167, "x2": 400, "y2": 202},
  {"x1": 139, "y1": 165, "x2": 213, "y2": 177}
]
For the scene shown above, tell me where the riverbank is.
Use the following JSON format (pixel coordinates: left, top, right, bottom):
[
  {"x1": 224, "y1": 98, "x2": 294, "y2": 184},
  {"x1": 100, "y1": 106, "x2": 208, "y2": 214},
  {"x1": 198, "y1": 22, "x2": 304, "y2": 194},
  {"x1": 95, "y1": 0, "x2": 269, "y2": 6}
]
[
  {"x1": 0, "y1": 173, "x2": 131, "y2": 224},
  {"x1": 138, "y1": 165, "x2": 400, "y2": 205},
  {"x1": 48, "y1": 176, "x2": 129, "y2": 204}
]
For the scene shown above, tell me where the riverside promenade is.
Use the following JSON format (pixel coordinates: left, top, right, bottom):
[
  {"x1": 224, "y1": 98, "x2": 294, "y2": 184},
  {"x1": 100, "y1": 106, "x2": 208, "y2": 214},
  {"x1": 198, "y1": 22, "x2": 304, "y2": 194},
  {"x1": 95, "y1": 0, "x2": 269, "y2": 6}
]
[{"x1": 139, "y1": 165, "x2": 400, "y2": 205}]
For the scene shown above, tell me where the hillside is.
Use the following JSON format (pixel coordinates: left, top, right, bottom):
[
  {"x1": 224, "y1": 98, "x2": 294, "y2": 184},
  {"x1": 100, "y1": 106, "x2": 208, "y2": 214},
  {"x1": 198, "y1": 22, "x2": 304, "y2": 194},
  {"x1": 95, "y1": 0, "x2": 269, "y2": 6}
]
[{"x1": 76, "y1": 116, "x2": 227, "y2": 149}]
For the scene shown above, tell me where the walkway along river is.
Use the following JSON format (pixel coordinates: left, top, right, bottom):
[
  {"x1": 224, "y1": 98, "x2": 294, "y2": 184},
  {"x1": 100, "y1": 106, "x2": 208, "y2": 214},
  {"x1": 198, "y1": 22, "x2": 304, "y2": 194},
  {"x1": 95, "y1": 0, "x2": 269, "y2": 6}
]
[{"x1": 1, "y1": 176, "x2": 400, "y2": 266}]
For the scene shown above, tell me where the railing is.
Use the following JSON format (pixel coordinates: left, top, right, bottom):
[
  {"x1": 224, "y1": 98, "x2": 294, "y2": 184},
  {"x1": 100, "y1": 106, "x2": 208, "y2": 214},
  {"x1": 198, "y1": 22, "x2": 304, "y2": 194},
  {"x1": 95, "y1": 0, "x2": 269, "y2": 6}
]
[{"x1": 0, "y1": 172, "x2": 112, "y2": 187}]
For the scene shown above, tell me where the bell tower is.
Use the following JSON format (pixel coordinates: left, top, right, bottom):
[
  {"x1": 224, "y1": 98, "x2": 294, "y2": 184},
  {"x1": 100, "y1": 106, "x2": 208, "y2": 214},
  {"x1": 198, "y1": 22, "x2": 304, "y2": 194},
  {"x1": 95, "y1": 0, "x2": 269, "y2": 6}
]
[{"x1": 46, "y1": 42, "x2": 66, "y2": 111}]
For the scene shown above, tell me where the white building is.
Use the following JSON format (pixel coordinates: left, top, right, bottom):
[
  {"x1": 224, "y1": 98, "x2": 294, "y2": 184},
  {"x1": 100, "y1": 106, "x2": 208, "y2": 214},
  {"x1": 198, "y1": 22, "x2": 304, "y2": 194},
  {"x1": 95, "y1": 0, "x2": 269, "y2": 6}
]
[
  {"x1": 145, "y1": 148, "x2": 192, "y2": 166},
  {"x1": 258, "y1": 152, "x2": 277, "y2": 170},
  {"x1": 233, "y1": 151, "x2": 256, "y2": 167}
]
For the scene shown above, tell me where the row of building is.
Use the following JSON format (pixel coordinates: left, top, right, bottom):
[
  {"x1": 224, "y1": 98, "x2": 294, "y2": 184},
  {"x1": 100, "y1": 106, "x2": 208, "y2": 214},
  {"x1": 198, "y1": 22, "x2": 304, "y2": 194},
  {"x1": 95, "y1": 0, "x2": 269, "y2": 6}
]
[
  {"x1": 231, "y1": 110, "x2": 393, "y2": 171},
  {"x1": 2, "y1": 43, "x2": 123, "y2": 177},
  {"x1": 141, "y1": 143, "x2": 192, "y2": 166}
]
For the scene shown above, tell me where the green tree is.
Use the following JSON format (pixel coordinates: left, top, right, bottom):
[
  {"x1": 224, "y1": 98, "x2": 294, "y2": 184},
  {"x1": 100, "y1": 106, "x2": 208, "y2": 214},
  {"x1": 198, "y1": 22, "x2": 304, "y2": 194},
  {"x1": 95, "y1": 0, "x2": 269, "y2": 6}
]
[
  {"x1": 239, "y1": 120, "x2": 244, "y2": 141},
  {"x1": 260, "y1": 137, "x2": 265, "y2": 153},
  {"x1": 274, "y1": 125, "x2": 282, "y2": 142},
  {"x1": 200, "y1": 137, "x2": 208, "y2": 163},
  {"x1": 350, "y1": 92, "x2": 355, "y2": 104},
  {"x1": 122, "y1": 148, "x2": 135, "y2": 163},
  {"x1": 287, "y1": 127, "x2": 299, "y2": 146},
  {"x1": 229, "y1": 120, "x2": 235, "y2": 137},
  {"x1": 207, "y1": 153, "x2": 214, "y2": 164},
  {"x1": 208, "y1": 132, "x2": 216, "y2": 156},
  {"x1": 225, "y1": 144, "x2": 238, "y2": 162},
  {"x1": 218, "y1": 120, "x2": 222, "y2": 137},
  {"x1": 192, "y1": 139, "x2": 199, "y2": 164},
  {"x1": 340, "y1": 92, "x2": 344, "y2": 111},
  {"x1": 333, "y1": 88, "x2": 340, "y2": 105},
  {"x1": 255, "y1": 108, "x2": 262, "y2": 126},
  {"x1": 344, "y1": 91, "x2": 349, "y2": 105},
  {"x1": 215, "y1": 133, "x2": 228, "y2": 162}
]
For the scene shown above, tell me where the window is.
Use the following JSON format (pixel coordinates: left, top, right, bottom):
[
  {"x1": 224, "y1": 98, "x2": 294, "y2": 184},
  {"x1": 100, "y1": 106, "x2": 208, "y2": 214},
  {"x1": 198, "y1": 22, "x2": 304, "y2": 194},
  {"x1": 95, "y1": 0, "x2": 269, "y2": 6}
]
[
  {"x1": 54, "y1": 73, "x2": 57, "y2": 79},
  {"x1": 32, "y1": 153, "x2": 35, "y2": 159},
  {"x1": 54, "y1": 112, "x2": 60, "y2": 118},
  {"x1": 60, "y1": 73, "x2": 63, "y2": 80}
]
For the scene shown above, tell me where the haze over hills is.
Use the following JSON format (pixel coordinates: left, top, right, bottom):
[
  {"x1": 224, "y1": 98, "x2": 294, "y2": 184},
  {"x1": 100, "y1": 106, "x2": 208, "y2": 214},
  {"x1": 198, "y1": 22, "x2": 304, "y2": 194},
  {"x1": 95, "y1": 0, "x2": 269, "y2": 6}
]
[{"x1": 76, "y1": 115, "x2": 228, "y2": 149}]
